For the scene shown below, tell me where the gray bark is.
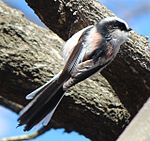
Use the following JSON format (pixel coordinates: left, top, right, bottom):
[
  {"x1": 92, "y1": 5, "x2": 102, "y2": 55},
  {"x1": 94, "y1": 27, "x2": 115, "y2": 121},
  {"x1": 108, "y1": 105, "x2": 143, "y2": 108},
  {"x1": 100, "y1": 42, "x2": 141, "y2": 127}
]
[
  {"x1": 25, "y1": 0, "x2": 150, "y2": 116},
  {"x1": 0, "y1": 1, "x2": 149, "y2": 141},
  {"x1": 117, "y1": 98, "x2": 150, "y2": 141}
]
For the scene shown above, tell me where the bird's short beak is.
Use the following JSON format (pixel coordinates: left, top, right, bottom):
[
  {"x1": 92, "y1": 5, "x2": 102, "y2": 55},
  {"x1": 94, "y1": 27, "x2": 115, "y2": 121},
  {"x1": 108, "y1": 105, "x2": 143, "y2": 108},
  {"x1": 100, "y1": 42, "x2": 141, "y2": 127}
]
[{"x1": 127, "y1": 28, "x2": 132, "y2": 32}]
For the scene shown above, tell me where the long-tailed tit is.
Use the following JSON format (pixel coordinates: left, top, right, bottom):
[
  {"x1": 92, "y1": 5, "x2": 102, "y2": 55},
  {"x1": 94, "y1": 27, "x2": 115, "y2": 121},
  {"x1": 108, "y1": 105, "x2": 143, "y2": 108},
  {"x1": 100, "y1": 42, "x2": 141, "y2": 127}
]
[{"x1": 18, "y1": 17, "x2": 131, "y2": 131}]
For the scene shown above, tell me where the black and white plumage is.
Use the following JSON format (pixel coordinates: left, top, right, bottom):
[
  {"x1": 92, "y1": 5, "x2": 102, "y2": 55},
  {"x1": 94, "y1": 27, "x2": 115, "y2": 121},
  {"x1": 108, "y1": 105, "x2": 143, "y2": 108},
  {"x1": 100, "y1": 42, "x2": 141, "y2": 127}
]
[{"x1": 18, "y1": 17, "x2": 131, "y2": 131}]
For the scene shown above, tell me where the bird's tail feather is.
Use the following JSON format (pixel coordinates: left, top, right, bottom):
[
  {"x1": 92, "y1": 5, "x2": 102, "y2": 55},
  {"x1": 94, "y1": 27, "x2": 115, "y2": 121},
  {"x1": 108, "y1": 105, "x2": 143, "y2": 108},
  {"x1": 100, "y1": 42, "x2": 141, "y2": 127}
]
[
  {"x1": 25, "y1": 72, "x2": 61, "y2": 100},
  {"x1": 18, "y1": 73, "x2": 65, "y2": 131}
]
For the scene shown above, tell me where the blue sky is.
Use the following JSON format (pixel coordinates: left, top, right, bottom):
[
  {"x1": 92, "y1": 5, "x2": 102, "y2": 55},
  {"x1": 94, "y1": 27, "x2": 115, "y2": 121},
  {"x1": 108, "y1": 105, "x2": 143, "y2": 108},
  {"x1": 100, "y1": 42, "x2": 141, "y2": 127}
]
[
  {"x1": 1, "y1": 0, "x2": 150, "y2": 141},
  {"x1": 0, "y1": 106, "x2": 89, "y2": 141}
]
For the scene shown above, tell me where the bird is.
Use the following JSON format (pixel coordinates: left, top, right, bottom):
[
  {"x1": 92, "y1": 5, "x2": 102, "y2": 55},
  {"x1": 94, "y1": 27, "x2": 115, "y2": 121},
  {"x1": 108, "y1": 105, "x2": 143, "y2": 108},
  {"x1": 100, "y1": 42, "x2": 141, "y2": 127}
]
[{"x1": 17, "y1": 17, "x2": 131, "y2": 131}]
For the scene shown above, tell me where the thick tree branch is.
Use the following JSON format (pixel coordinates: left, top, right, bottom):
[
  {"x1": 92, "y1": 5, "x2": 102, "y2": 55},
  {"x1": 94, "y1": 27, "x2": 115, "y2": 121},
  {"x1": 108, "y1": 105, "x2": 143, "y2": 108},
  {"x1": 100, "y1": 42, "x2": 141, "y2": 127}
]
[
  {"x1": 117, "y1": 98, "x2": 150, "y2": 141},
  {"x1": 25, "y1": 0, "x2": 150, "y2": 116},
  {"x1": 0, "y1": 1, "x2": 149, "y2": 141},
  {"x1": 0, "y1": 1, "x2": 130, "y2": 141}
]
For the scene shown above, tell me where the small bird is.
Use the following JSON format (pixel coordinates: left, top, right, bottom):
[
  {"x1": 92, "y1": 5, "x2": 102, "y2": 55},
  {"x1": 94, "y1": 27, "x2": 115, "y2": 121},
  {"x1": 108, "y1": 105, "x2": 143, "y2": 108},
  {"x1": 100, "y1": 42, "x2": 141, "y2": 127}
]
[{"x1": 18, "y1": 17, "x2": 131, "y2": 131}]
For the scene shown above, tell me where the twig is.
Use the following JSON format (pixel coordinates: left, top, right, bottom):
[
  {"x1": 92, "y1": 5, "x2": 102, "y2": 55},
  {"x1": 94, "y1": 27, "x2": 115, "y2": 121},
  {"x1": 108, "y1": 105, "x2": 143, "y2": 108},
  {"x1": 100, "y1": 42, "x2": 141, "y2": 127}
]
[
  {"x1": 0, "y1": 126, "x2": 50, "y2": 141},
  {"x1": 0, "y1": 96, "x2": 22, "y2": 113}
]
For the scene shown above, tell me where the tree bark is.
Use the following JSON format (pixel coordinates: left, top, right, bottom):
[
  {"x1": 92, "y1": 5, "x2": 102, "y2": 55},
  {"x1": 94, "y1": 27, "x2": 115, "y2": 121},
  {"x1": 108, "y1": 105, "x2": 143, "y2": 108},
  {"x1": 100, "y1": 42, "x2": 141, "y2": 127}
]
[
  {"x1": 25, "y1": 0, "x2": 150, "y2": 116},
  {"x1": 117, "y1": 98, "x2": 150, "y2": 141},
  {"x1": 0, "y1": 1, "x2": 149, "y2": 141}
]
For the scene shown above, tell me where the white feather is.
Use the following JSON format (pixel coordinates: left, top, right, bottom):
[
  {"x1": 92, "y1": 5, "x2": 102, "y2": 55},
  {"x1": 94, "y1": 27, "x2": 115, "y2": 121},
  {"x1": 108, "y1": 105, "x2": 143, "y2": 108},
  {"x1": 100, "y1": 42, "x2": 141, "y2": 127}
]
[
  {"x1": 37, "y1": 94, "x2": 64, "y2": 126},
  {"x1": 26, "y1": 72, "x2": 61, "y2": 100},
  {"x1": 19, "y1": 72, "x2": 61, "y2": 116}
]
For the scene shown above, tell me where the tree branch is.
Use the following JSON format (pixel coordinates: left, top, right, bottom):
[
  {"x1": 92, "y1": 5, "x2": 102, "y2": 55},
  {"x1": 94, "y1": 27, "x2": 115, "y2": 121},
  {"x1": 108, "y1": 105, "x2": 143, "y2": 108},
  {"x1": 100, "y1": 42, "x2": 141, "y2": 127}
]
[
  {"x1": 0, "y1": 1, "x2": 149, "y2": 141},
  {"x1": 25, "y1": 0, "x2": 150, "y2": 116},
  {"x1": 0, "y1": 96, "x2": 22, "y2": 113},
  {"x1": 117, "y1": 98, "x2": 150, "y2": 141},
  {"x1": 0, "y1": 126, "x2": 49, "y2": 141}
]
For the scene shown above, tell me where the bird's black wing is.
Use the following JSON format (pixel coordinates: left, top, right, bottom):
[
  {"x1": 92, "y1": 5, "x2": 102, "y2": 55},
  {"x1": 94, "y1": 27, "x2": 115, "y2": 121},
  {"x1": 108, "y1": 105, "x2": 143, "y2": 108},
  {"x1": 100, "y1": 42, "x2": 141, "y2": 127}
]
[
  {"x1": 63, "y1": 40, "x2": 113, "y2": 89},
  {"x1": 58, "y1": 27, "x2": 93, "y2": 83}
]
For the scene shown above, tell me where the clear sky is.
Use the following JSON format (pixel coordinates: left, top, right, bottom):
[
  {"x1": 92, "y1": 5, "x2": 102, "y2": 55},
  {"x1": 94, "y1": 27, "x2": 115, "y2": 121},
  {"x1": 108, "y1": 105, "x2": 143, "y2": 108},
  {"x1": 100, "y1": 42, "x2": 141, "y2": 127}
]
[{"x1": 1, "y1": 0, "x2": 150, "y2": 141}]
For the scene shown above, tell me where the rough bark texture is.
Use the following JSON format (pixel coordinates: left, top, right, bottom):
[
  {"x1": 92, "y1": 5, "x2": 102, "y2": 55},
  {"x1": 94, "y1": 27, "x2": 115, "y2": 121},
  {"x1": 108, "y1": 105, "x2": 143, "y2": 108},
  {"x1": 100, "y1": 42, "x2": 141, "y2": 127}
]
[
  {"x1": 0, "y1": 1, "x2": 149, "y2": 141},
  {"x1": 117, "y1": 97, "x2": 150, "y2": 141},
  {"x1": 25, "y1": 0, "x2": 150, "y2": 116}
]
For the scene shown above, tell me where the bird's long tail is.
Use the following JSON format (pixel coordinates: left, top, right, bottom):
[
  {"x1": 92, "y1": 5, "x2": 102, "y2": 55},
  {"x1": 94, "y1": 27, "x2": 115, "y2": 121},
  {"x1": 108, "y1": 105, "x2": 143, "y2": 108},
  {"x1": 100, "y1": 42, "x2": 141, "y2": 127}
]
[{"x1": 17, "y1": 72, "x2": 65, "y2": 131}]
